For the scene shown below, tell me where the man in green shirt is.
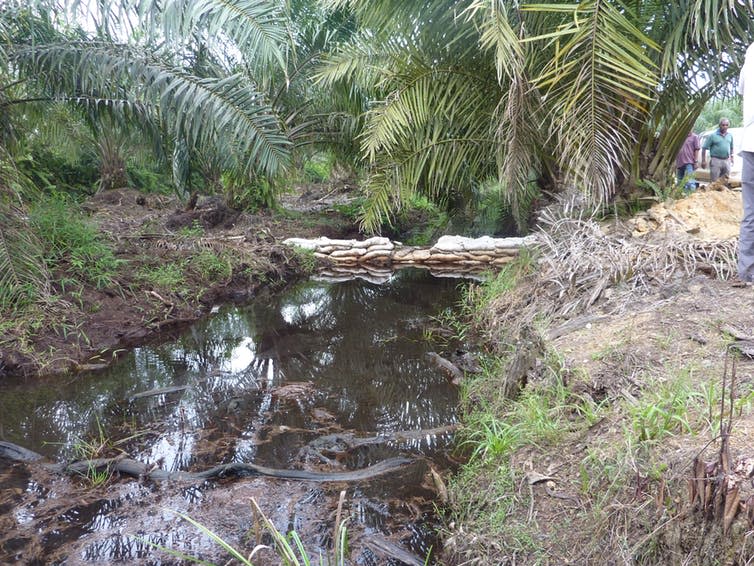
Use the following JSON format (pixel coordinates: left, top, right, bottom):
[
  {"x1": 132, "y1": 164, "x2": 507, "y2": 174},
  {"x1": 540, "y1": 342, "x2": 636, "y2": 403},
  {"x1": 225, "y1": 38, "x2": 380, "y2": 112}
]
[{"x1": 701, "y1": 118, "x2": 735, "y2": 182}]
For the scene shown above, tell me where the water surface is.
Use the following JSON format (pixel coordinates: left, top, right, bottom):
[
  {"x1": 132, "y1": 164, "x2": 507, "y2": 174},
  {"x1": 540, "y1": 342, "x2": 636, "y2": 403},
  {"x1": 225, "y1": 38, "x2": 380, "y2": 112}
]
[{"x1": 0, "y1": 268, "x2": 467, "y2": 564}]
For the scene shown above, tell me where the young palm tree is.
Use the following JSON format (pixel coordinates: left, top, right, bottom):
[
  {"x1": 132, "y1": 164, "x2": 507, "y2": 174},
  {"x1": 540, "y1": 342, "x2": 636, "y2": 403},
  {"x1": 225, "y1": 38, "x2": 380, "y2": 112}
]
[{"x1": 0, "y1": 0, "x2": 299, "y2": 308}]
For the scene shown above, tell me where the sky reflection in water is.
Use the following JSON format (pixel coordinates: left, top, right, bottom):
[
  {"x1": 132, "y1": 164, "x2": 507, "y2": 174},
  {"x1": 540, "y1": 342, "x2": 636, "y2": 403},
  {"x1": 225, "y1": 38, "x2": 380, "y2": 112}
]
[{"x1": 0, "y1": 268, "x2": 465, "y2": 470}]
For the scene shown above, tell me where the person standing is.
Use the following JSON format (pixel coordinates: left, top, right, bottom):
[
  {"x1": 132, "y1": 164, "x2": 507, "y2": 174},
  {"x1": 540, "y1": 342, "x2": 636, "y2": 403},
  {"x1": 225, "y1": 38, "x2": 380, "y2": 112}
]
[
  {"x1": 738, "y1": 42, "x2": 754, "y2": 283},
  {"x1": 701, "y1": 118, "x2": 734, "y2": 182},
  {"x1": 675, "y1": 131, "x2": 701, "y2": 192}
]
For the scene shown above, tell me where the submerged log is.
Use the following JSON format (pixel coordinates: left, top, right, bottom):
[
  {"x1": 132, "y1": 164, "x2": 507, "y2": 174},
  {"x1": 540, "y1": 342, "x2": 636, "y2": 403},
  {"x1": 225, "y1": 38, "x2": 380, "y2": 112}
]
[
  {"x1": 426, "y1": 352, "x2": 464, "y2": 384},
  {"x1": 0, "y1": 440, "x2": 414, "y2": 484},
  {"x1": 366, "y1": 535, "x2": 425, "y2": 566},
  {"x1": 0, "y1": 441, "x2": 44, "y2": 462},
  {"x1": 129, "y1": 385, "x2": 189, "y2": 400}
]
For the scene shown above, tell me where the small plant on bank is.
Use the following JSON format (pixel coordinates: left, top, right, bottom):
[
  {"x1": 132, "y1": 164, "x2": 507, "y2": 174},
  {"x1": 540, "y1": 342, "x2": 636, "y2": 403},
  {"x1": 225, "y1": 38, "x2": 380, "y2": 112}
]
[
  {"x1": 303, "y1": 152, "x2": 335, "y2": 183},
  {"x1": 137, "y1": 262, "x2": 185, "y2": 290},
  {"x1": 190, "y1": 251, "x2": 232, "y2": 282},
  {"x1": 177, "y1": 220, "x2": 205, "y2": 239},
  {"x1": 635, "y1": 177, "x2": 680, "y2": 202},
  {"x1": 626, "y1": 370, "x2": 702, "y2": 442},
  {"x1": 459, "y1": 250, "x2": 535, "y2": 329},
  {"x1": 30, "y1": 194, "x2": 123, "y2": 288},
  {"x1": 290, "y1": 247, "x2": 318, "y2": 274}
]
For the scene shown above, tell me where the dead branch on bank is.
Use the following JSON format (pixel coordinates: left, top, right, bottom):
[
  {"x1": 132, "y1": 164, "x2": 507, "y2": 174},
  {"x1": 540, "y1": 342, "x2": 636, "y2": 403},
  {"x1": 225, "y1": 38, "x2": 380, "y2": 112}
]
[
  {"x1": 689, "y1": 350, "x2": 754, "y2": 536},
  {"x1": 479, "y1": 216, "x2": 738, "y2": 348}
]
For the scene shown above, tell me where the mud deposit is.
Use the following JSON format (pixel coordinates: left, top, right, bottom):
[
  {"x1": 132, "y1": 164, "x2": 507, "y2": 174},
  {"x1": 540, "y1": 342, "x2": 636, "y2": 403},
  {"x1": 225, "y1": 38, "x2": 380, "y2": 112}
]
[{"x1": 0, "y1": 268, "x2": 467, "y2": 565}]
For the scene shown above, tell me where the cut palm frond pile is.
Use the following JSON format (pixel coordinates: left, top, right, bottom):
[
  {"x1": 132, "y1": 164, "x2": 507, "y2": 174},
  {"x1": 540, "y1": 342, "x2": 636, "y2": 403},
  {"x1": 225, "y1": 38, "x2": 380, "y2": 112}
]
[{"x1": 479, "y1": 215, "x2": 738, "y2": 344}]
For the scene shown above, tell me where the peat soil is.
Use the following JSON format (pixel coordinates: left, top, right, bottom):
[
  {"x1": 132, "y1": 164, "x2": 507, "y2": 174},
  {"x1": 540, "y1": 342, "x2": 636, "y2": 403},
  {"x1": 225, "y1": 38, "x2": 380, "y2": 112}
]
[{"x1": 0, "y1": 181, "x2": 361, "y2": 379}]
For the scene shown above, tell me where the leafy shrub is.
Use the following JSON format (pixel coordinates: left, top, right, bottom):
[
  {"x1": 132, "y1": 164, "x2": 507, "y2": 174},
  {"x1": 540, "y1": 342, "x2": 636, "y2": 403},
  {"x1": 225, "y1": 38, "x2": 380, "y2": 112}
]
[
  {"x1": 303, "y1": 152, "x2": 334, "y2": 183},
  {"x1": 391, "y1": 195, "x2": 449, "y2": 245},
  {"x1": 17, "y1": 148, "x2": 99, "y2": 197},
  {"x1": 224, "y1": 175, "x2": 277, "y2": 211},
  {"x1": 127, "y1": 164, "x2": 173, "y2": 194}
]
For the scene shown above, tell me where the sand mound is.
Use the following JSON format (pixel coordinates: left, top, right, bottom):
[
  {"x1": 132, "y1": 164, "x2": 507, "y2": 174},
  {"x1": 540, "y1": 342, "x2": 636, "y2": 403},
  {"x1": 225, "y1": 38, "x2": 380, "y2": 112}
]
[{"x1": 630, "y1": 186, "x2": 742, "y2": 240}]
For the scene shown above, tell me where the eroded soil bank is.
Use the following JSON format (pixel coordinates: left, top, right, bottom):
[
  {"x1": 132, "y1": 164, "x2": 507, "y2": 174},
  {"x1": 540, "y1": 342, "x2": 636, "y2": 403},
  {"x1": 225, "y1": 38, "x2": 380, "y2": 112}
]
[
  {"x1": 443, "y1": 187, "x2": 754, "y2": 564},
  {"x1": 1, "y1": 253, "x2": 470, "y2": 566},
  {"x1": 1, "y1": 185, "x2": 361, "y2": 378},
  {"x1": 6, "y1": 183, "x2": 754, "y2": 565}
]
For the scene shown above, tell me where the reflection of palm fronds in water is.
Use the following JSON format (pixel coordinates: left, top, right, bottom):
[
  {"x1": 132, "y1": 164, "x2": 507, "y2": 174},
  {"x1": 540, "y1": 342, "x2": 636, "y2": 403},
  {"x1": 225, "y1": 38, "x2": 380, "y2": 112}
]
[
  {"x1": 327, "y1": 279, "x2": 385, "y2": 311},
  {"x1": 480, "y1": 217, "x2": 738, "y2": 340}
]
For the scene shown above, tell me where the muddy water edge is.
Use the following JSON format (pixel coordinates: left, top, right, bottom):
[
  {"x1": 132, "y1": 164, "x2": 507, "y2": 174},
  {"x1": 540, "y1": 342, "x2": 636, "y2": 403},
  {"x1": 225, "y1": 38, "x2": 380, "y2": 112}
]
[{"x1": 0, "y1": 268, "x2": 470, "y2": 565}]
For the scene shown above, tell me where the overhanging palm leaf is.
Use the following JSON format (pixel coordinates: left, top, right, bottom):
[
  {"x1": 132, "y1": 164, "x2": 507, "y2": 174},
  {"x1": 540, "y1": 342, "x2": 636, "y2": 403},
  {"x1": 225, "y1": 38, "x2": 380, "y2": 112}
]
[
  {"x1": 526, "y1": 1, "x2": 659, "y2": 205},
  {"x1": 15, "y1": 42, "x2": 291, "y2": 178},
  {"x1": 469, "y1": 1, "x2": 545, "y2": 230},
  {"x1": 358, "y1": 59, "x2": 499, "y2": 232},
  {"x1": 662, "y1": 0, "x2": 754, "y2": 76},
  {"x1": 144, "y1": 0, "x2": 291, "y2": 73},
  {"x1": 0, "y1": 150, "x2": 49, "y2": 309}
]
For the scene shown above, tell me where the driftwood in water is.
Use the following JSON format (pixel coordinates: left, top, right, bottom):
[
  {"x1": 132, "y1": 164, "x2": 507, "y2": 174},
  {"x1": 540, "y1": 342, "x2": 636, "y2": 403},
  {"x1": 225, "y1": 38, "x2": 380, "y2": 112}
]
[
  {"x1": 0, "y1": 440, "x2": 413, "y2": 484},
  {"x1": 0, "y1": 441, "x2": 44, "y2": 462},
  {"x1": 426, "y1": 352, "x2": 463, "y2": 384},
  {"x1": 366, "y1": 535, "x2": 425, "y2": 566},
  {"x1": 298, "y1": 425, "x2": 457, "y2": 467},
  {"x1": 129, "y1": 384, "x2": 189, "y2": 400}
]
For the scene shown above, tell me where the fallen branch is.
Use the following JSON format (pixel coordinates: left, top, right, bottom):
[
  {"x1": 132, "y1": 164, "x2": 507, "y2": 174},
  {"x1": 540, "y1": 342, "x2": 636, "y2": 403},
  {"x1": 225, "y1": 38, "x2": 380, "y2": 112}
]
[
  {"x1": 129, "y1": 384, "x2": 189, "y2": 400},
  {"x1": 0, "y1": 440, "x2": 414, "y2": 484}
]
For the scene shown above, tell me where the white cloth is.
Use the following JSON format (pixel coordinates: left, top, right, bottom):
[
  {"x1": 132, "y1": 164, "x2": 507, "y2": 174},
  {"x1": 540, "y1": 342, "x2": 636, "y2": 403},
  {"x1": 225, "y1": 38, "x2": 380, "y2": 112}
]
[
  {"x1": 739, "y1": 42, "x2": 754, "y2": 153},
  {"x1": 739, "y1": 42, "x2": 754, "y2": 281}
]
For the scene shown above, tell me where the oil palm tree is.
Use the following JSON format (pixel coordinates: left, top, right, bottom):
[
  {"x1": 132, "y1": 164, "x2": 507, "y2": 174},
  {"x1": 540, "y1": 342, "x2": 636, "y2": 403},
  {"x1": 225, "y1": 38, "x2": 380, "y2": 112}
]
[
  {"x1": 0, "y1": 0, "x2": 304, "y2": 308},
  {"x1": 318, "y1": 0, "x2": 754, "y2": 233}
]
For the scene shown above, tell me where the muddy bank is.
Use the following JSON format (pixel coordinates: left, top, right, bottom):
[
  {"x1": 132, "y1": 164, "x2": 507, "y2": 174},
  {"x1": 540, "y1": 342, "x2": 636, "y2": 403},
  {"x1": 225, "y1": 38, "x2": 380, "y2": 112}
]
[
  {"x1": 0, "y1": 188, "x2": 359, "y2": 379},
  {"x1": 443, "y1": 190, "x2": 754, "y2": 564},
  {"x1": 1, "y1": 265, "x2": 468, "y2": 565}
]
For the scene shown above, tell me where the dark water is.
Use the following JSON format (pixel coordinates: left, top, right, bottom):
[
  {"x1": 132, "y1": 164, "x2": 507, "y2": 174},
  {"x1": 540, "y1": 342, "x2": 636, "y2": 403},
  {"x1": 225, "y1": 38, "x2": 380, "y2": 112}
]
[{"x1": 0, "y1": 268, "x2": 467, "y2": 564}]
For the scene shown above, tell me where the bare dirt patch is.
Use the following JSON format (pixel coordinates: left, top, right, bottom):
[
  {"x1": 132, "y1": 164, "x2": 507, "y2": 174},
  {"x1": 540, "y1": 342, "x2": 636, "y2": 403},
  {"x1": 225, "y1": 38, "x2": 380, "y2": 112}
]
[{"x1": 630, "y1": 184, "x2": 742, "y2": 240}]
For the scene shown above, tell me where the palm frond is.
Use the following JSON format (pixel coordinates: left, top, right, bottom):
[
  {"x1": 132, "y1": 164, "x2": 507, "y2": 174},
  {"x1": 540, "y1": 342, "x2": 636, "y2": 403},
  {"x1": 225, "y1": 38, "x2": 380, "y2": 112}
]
[
  {"x1": 662, "y1": 0, "x2": 754, "y2": 75},
  {"x1": 154, "y1": 0, "x2": 291, "y2": 71},
  {"x1": 466, "y1": 0, "x2": 524, "y2": 84},
  {"x1": 358, "y1": 169, "x2": 395, "y2": 233},
  {"x1": 525, "y1": 0, "x2": 659, "y2": 204},
  {"x1": 358, "y1": 64, "x2": 498, "y2": 217},
  {"x1": 15, "y1": 42, "x2": 291, "y2": 178},
  {"x1": 0, "y1": 150, "x2": 49, "y2": 309}
]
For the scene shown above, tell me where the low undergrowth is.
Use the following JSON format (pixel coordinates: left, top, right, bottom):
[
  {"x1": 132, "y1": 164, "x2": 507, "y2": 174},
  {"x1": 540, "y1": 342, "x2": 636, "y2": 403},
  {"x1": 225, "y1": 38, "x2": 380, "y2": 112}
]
[
  {"x1": 444, "y1": 227, "x2": 754, "y2": 564},
  {"x1": 0, "y1": 189, "x2": 317, "y2": 376}
]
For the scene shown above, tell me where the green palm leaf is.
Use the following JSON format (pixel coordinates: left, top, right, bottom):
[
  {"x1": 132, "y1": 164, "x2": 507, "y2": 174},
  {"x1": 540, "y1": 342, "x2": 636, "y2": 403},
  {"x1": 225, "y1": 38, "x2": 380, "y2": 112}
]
[
  {"x1": 0, "y1": 150, "x2": 49, "y2": 309},
  {"x1": 149, "y1": 0, "x2": 291, "y2": 71},
  {"x1": 15, "y1": 42, "x2": 291, "y2": 177},
  {"x1": 525, "y1": 1, "x2": 659, "y2": 204}
]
